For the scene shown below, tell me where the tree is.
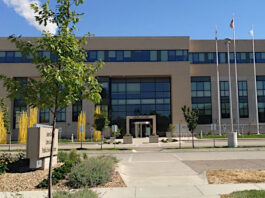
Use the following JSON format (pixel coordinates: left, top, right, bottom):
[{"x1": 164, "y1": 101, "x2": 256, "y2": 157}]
[
  {"x1": 181, "y1": 105, "x2": 199, "y2": 148},
  {"x1": 0, "y1": 0, "x2": 104, "y2": 197},
  {"x1": 94, "y1": 112, "x2": 110, "y2": 131}
]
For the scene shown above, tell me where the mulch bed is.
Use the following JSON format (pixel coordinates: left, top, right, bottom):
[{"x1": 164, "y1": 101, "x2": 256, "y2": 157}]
[
  {"x1": 207, "y1": 169, "x2": 265, "y2": 184},
  {"x1": 0, "y1": 162, "x2": 126, "y2": 192}
]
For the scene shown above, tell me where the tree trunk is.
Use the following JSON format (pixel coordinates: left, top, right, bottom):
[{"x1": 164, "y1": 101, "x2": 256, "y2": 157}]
[
  {"x1": 192, "y1": 130, "x2": 194, "y2": 148},
  {"x1": 48, "y1": 107, "x2": 57, "y2": 198}
]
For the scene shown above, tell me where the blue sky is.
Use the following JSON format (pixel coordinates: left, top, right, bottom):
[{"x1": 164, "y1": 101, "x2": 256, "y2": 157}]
[{"x1": 0, "y1": 0, "x2": 265, "y2": 39}]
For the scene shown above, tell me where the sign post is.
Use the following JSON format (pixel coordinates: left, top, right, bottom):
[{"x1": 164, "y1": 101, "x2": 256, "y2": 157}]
[
  {"x1": 178, "y1": 124, "x2": 182, "y2": 149},
  {"x1": 211, "y1": 123, "x2": 217, "y2": 148},
  {"x1": 112, "y1": 125, "x2": 118, "y2": 149},
  {"x1": 90, "y1": 127, "x2": 94, "y2": 142},
  {"x1": 80, "y1": 125, "x2": 84, "y2": 149}
]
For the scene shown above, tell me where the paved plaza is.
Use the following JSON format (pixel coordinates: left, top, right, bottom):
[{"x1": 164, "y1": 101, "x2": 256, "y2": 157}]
[{"x1": 2, "y1": 143, "x2": 265, "y2": 197}]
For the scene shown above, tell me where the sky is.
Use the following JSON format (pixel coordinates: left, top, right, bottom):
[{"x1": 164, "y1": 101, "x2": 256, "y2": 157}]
[{"x1": 0, "y1": 0, "x2": 265, "y2": 40}]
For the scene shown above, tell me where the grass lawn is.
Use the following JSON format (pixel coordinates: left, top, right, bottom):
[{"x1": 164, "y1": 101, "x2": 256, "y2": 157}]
[
  {"x1": 196, "y1": 134, "x2": 265, "y2": 139},
  {"x1": 165, "y1": 145, "x2": 265, "y2": 150},
  {"x1": 59, "y1": 139, "x2": 101, "y2": 143},
  {"x1": 59, "y1": 148, "x2": 131, "y2": 151},
  {"x1": 221, "y1": 190, "x2": 265, "y2": 198}
]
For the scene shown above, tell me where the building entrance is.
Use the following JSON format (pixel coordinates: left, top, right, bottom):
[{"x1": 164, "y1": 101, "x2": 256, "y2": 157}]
[
  {"x1": 130, "y1": 120, "x2": 152, "y2": 138},
  {"x1": 126, "y1": 115, "x2": 156, "y2": 137}
]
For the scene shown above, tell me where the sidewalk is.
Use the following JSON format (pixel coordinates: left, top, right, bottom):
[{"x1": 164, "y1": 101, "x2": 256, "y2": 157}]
[
  {"x1": 1, "y1": 184, "x2": 265, "y2": 198},
  {"x1": 1, "y1": 137, "x2": 265, "y2": 151}
]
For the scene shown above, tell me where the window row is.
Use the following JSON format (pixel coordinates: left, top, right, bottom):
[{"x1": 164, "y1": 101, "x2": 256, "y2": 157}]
[
  {"x1": 189, "y1": 52, "x2": 265, "y2": 64},
  {"x1": 87, "y1": 50, "x2": 188, "y2": 62},
  {"x1": 3, "y1": 50, "x2": 265, "y2": 64},
  {"x1": 13, "y1": 102, "x2": 82, "y2": 128}
]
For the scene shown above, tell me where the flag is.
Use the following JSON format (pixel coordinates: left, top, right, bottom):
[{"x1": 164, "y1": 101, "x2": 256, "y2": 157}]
[
  {"x1": 230, "y1": 19, "x2": 234, "y2": 29},
  {"x1": 215, "y1": 27, "x2": 218, "y2": 40},
  {"x1": 250, "y1": 28, "x2": 254, "y2": 37}
]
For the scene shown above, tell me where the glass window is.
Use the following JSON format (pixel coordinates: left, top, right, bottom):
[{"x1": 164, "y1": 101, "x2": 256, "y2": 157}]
[
  {"x1": 238, "y1": 81, "x2": 248, "y2": 118},
  {"x1": 168, "y1": 50, "x2": 176, "y2": 61},
  {"x1": 199, "y1": 53, "x2": 205, "y2": 62},
  {"x1": 72, "y1": 101, "x2": 82, "y2": 122},
  {"x1": 13, "y1": 77, "x2": 27, "y2": 129},
  {"x1": 15, "y1": 52, "x2": 22, "y2": 57},
  {"x1": 57, "y1": 108, "x2": 66, "y2": 122},
  {"x1": 97, "y1": 51, "x2": 104, "y2": 61},
  {"x1": 191, "y1": 77, "x2": 212, "y2": 124},
  {"x1": 87, "y1": 51, "x2": 97, "y2": 62},
  {"x1": 0, "y1": 52, "x2": 5, "y2": 57},
  {"x1": 116, "y1": 51, "x2": 124, "y2": 61},
  {"x1": 219, "y1": 53, "x2": 226, "y2": 63},
  {"x1": 108, "y1": 51, "x2": 116, "y2": 61},
  {"x1": 110, "y1": 78, "x2": 171, "y2": 134},
  {"x1": 127, "y1": 83, "x2": 140, "y2": 92},
  {"x1": 124, "y1": 51, "x2": 131, "y2": 61},
  {"x1": 161, "y1": 51, "x2": 168, "y2": 61},
  {"x1": 40, "y1": 108, "x2": 50, "y2": 123},
  {"x1": 150, "y1": 51, "x2": 157, "y2": 61}
]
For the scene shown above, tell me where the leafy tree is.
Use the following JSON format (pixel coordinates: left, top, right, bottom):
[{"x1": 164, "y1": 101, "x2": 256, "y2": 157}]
[
  {"x1": 0, "y1": 97, "x2": 11, "y2": 150},
  {"x1": 181, "y1": 105, "x2": 199, "y2": 148},
  {"x1": 0, "y1": 98, "x2": 11, "y2": 135},
  {"x1": 0, "y1": 0, "x2": 103, "y2": 197},
  {"x1": 94, "y1": 112, "x2": 110, "y2": 131}
]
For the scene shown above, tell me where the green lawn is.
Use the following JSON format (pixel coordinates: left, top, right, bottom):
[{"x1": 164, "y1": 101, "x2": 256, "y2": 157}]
[
  {"x1": 196, "y1": 134, "x2": 265, "y2": 139},
  {"x1": 165, "y1": 145, "x2": 265, "y2": 150},
  {"x1": 59, "y1": 139, "x2": 101, "y2": 143},
  {"x1": 222, "y1": 190, "x2": 265, "y2": 198},
  {"x1": 59, "y1": 148, "x2": 131, "y2": 151}
]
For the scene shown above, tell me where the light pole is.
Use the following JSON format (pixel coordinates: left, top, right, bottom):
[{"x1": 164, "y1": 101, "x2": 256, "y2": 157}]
[
  {"x1": 250, "y1": 26, "x2": 260, "y2": 134},
  {"x1": 225, "y1": 38, "x2": 233, "y2": 132}
]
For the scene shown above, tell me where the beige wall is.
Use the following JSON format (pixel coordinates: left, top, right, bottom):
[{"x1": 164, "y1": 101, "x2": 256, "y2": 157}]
[{"x1": 1, "y1": 37, "x2": 265, "y2": 137}]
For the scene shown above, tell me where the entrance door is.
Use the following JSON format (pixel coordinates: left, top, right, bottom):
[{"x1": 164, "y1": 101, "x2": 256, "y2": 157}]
[{"x1": 129, "y1": 119, "x2": 153, "y2": 138}]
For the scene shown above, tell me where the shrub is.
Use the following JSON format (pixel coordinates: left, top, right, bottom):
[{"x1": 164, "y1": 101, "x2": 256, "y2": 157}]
[
  {"x1": 57, "y1": 149, "x2": 81, "y2": 164},
  {"x1": 68, "y1": 149, "x2": 81, "y2": 164},
  {"x1": 0, "y1": 153, "x2": 14, "y2": 174},
  {"x1": 37, "y1": 160, "x2": 76, "y2": 188},
  {"x1": 53, "y1": 188, "x2": 98, "y2": 198},
  {"x1": 67, "y1": 156, "x2": 117, "y2": 188},
  {"x1": 58, "y1": 151, "x2": 68, "y2": 163},
  {"x1": 82, "y1": 153, "x2": 88, "y2": 160}
]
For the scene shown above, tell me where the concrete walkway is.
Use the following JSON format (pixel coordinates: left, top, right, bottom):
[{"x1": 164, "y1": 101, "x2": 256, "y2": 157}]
[
  {"x1": 117, "y1": 152, "x2": 207, "y2": 187},
  {"x1": 2, "y1": 184, "x2": 265, "y2": 198},
  {"x1": 2, "y1": 149, "x2": 265, "y2": 197}
]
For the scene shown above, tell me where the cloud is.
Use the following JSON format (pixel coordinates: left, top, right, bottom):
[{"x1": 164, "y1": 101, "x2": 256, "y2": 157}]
[{"x1": 2, "y1": 0, "x2": 57, "y2": 34}]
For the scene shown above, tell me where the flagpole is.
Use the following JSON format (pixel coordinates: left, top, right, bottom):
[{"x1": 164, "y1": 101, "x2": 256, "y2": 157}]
[
  {"x1": 225, "y1": 38, "x2": 233, "y2": 132},
  {"x1": 232, "y1": 15, "x2": 240, "y2": 133},
  {"x1": 215, "y1": 26, "x2": 222, "y2": 135},
  {"x1": 251, "y1": 25, "x2": 260, "y2": 134}
]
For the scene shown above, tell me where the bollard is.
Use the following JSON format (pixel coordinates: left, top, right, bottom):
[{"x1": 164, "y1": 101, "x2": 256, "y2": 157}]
[
  {"x1": 71, "y1": 134, "x2": 74, "y2": 143},
  {"x1": 200, "y1": 130, "x2": 203, "y2": 139},
  {"x1": 228, "y1": 132, "x2": 238, "y2": 147}
]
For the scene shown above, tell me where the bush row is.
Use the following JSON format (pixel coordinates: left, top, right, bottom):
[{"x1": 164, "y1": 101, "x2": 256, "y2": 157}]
[
  {"x1": 67, "y1": 155, "x2": 118, "y2": 188},
  {"x1": 37, "y1": 149, "x2": 81, "y2": 188},
  {"x1": 53, "y1": 188, "x2": 98, "y2": 198}
]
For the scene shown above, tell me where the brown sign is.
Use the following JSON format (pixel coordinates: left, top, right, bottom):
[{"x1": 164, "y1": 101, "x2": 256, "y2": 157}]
[{"x1": 27, "y1": 127, "x2": 58, "y2": 159}]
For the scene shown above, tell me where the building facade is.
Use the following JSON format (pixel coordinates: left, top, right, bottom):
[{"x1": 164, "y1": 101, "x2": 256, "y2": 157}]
[{"x1": 0, "y1": 36, "x2": 265, "y2": 138}]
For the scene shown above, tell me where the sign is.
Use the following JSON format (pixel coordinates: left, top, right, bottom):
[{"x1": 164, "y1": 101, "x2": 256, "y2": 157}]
[
  {"x1": 90, "y1": 127, "x2": 94, "y2": 132},
  {"x1": 80, "y1": 125, "x2": 84, "y2": 133},
  {"x1": 211, "y1": 124, "x2": 216, "y2": 131},
  {"x1": 178, "y1": 124, "x2": 182, "y2": 132},
  {"x1": 112, "y1": 125, "x2": 118, "y2": 132},
  {"x1": 27, "y1": 127, "x2": 58, "y2": 159},
  {"x1": 223, "y1": 124, "x2": 227, "y2": 131}
]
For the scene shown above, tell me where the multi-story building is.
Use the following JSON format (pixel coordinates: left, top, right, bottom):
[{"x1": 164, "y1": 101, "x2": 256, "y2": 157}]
[{"x1": 0, "y1": 36, "x2": 264, "y2": 139}]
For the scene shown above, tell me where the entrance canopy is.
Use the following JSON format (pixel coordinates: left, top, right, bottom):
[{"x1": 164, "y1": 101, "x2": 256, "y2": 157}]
[{"x1": 126, "y1": 115, "x2": 156, "y2": 136}]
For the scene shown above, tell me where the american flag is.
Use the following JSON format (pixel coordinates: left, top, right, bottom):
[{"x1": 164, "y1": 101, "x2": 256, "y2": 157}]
[
  {"x1": 215, "y1": 28, "x2": 218, "y2": 40},
  {"x1": 230, "y1": 19, "x2": 234, "y2": 29}
]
